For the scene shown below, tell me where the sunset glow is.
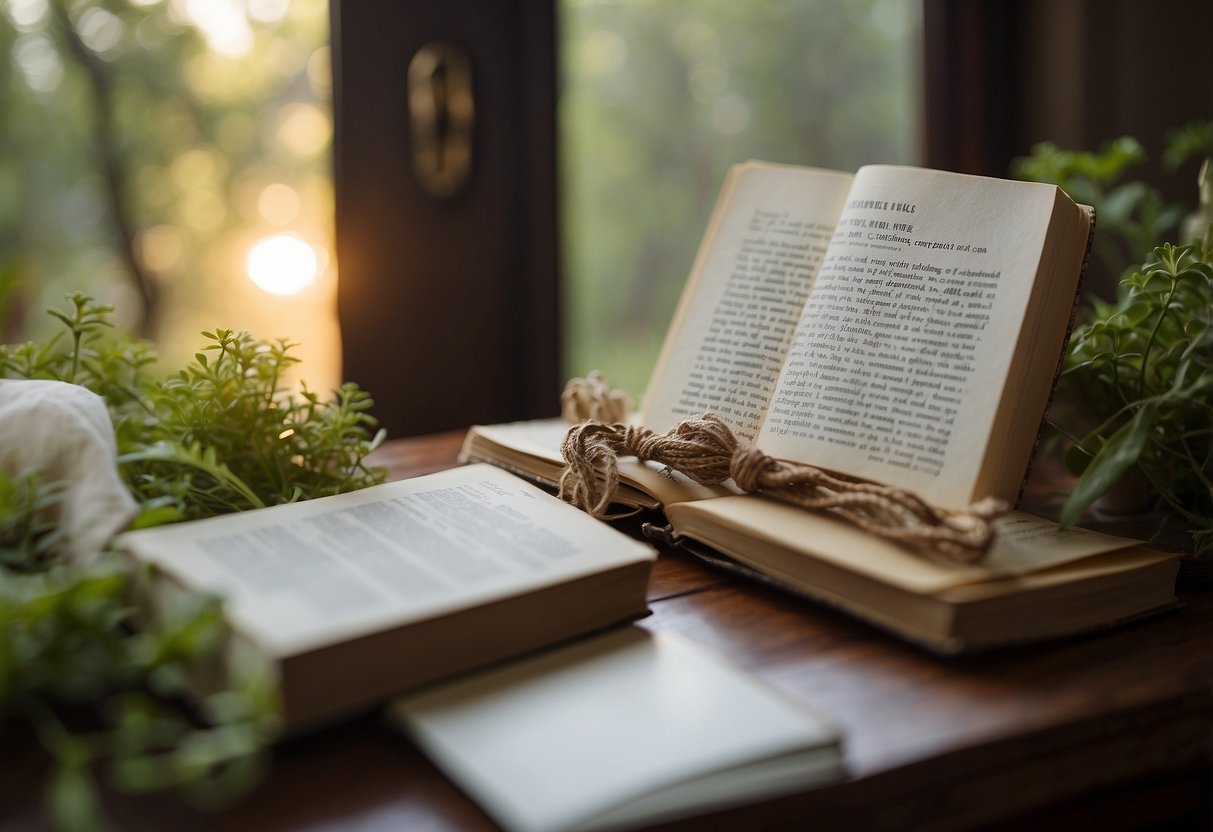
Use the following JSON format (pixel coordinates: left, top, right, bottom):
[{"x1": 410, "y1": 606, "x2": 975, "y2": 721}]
[{"x1": 246, "y1": 234, "x2": 320, "y2": 295}]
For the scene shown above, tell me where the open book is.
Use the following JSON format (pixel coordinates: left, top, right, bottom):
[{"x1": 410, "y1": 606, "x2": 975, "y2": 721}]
[
  {"x1": 392, "y1": 627, "x2": 841, "y2": 832},
  {"x1": 114, "y1": 464, "x2": 655, "y2": 730},
  {"x1": 463, "y1": 161, "x2": 1179, "y2": 651}
]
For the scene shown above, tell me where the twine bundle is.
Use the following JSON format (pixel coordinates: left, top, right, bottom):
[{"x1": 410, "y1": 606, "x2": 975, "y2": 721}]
[
  {"x1": 558, "y1": 412, "x2": 1006, "y2": 564},
  {"x1": 561, "y1": 370, "x2": 632, "y2": 424}
]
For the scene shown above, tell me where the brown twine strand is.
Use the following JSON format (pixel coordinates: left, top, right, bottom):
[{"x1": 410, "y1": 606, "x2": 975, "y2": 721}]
[
  {"x1": 561, "y1": 371, "x2": 632, "y2": 424},
  {"x1": 559, "y1": 413, "x2": 1006, "y2": 564}
]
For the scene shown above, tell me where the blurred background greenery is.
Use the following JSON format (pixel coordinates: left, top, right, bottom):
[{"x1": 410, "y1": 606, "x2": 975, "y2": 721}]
[
  {"x1": 1, "y1": 0, "x2": 337, "y2": 384},
  {"x1": 0, "y1": 0, "x2": 919, "y2": 401},
  {"x1": 561, "y1": 0, "x2": 920, "y2": 400}
]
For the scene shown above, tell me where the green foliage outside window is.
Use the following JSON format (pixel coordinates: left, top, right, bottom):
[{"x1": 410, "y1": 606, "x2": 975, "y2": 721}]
[
  {"x1": 0, "y1": 0, "x2": 330, "y2": 348},
  {"x1": 560, "y1": 0, "x2": 921, "y2": 399}
]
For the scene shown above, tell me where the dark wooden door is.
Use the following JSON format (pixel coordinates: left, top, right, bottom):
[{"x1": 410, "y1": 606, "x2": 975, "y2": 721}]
[{"x1": 330, "y1": 0, "x2": 560, "y2": 437}]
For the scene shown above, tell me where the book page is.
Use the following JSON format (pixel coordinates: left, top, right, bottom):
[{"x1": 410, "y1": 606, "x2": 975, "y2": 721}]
[
  {"x1": 643, "y1": 162, "x2": 854, "y2": 441},
  {"x1": 757, "y1": 166, "x2": 1059, "y2": 506},
  {"x1": 116, "y1": 465, "x2": 655, "y2": 656}
]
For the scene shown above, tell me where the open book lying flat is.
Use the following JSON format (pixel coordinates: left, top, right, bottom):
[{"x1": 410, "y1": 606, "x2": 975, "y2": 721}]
[{"x1": 462, "y1": 161, "x2": 1179, "y2": 652}]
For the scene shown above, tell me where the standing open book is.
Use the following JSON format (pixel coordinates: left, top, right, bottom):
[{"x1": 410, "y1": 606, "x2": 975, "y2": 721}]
[
  {"x1": 645, "y1": 161, "x2": 1091, "y2": 507},
  {"x1": 463, "y1": 161, "x2": 1178, "y2": 652}
]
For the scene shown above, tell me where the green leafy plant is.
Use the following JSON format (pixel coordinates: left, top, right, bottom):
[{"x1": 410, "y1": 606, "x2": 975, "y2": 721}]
[
  {"x1": 0, "y1": 470, "x2": 277, "y2": 831},
  {"x1": 2, "y1": 293, "x2": 387, "y2": 524},
  {"x1": 0, "y1": 294, "x2": 389, "y2": 828},
  {"x1": 121, "y1": 329, "x2": 385, "y2": 522},
  {"x1": 1057, "y1": 242, "x2": 1213, "y2": 553},
  {"x1": 1016, "y1": 122, "x2": 1213, "y2": 554}
]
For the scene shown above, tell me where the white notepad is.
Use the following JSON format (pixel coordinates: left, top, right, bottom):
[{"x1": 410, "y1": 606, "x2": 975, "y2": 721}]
[{"x1": 391, "y1": 626, "x2": 843, "y2": 832}]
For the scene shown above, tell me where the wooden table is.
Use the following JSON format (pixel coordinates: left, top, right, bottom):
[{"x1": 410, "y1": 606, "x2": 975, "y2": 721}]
[{"x1": 5, "y1": 432, "x2": 1211, "y2": 830}]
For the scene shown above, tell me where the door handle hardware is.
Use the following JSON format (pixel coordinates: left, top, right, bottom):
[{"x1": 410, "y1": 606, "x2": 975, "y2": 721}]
[{"x1": 408, "y1": 42, "x2": 474, "y2": 198}]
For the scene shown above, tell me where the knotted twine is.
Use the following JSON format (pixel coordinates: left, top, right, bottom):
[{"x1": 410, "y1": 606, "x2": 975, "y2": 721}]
[{"x1": 558, "y1": 379, "x2": 1005, "y2": 563}]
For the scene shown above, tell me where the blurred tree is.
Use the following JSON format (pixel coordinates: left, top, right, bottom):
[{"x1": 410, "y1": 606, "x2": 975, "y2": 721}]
[
  {"x1": 0, "y1": 0, "x2": 330, "y2": 350},
  {"x1": 48, "y1": 0, "x2": 158, "y2": 333},
  {"x1": 561, "y1": 0, "x2": 921, "y2": 400}
]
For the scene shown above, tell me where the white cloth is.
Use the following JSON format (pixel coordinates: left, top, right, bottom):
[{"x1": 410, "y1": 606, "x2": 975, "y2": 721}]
[{"x1": 0, "y1": 379, "x2": 138, "y2": 561}]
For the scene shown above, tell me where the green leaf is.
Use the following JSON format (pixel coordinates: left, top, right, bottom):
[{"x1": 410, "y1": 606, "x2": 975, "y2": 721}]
[
  {"x1": 48, "y1": 760, "x2": 107, "y2": 832},
  {"x1": 1115, "y1": 302, "x2": 1156, "y2": 329},
  {"x1": 112, "y1": 755, "x2": 173, "y2": 793},
  {"x1": 1101, "y1": 181, "x2": 1147, "y2": 225},
  {"x1": 1060, "y1": 403, "x2": 1158, "y2": 528},
  {"x1": 1064, "y1": 441, "x2": 1095, "y2": 476},
  {"x1": 129, "y1": 502, "x2": 184, "y2": 529}
]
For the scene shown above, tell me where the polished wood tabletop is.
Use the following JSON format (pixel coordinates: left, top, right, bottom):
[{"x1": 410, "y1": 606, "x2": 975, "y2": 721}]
[{"x1": 4, "y1": 431, "x2": 1211, "y2": 831}]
